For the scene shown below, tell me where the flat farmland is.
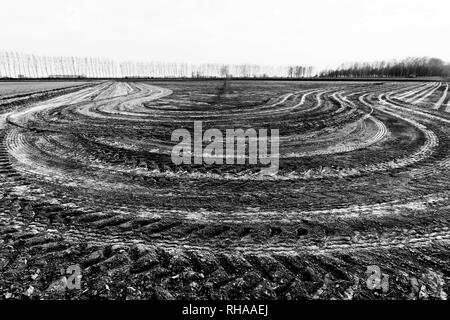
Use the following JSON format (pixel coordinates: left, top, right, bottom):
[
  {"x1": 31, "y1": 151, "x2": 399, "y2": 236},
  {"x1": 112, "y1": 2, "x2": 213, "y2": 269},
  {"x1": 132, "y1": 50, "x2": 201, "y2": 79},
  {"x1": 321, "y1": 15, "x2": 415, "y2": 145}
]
[
  {"x1": 0, "y1": 80, "x2": 449, "y2": 299},
  {"x1": 0, "y1": 81, "x2": 88, "y2": 97}
]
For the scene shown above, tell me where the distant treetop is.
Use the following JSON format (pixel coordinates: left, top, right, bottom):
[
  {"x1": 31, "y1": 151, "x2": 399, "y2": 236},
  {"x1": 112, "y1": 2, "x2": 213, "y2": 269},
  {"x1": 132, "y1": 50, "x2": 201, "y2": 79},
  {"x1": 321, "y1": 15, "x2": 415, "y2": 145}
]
[{"x1": 320, "y1": 57, "x2": 450, "y2": 78}]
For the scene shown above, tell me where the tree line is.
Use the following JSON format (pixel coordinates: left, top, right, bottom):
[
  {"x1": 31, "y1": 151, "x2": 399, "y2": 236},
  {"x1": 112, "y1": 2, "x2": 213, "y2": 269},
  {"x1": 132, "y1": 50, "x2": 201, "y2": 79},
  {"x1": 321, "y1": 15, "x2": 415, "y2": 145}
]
[
  {"x1": 288, "y1": 65, "x2": 314, "y2": 78},
  {"x1": 0, "y1": 52, "x2": 119, "y2": 78},
  {"x1": 320, "y1": 57, "x2": 450, "y2": 78},
  {"x1": 0, "y1": 51, "x2": 314, "y2": 79}
]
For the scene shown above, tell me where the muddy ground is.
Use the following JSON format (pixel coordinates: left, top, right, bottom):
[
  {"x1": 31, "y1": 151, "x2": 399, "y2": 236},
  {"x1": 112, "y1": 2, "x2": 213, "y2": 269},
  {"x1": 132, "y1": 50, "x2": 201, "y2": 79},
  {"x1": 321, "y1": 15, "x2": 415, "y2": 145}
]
[{"x1": 1, "y1": 80, "x2": 449, "y2": 299}]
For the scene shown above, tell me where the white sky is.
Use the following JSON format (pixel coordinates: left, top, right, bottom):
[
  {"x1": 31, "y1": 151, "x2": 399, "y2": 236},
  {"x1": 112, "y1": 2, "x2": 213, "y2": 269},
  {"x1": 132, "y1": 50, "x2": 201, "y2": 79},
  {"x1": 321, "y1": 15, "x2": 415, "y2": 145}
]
[{"x1": 0, "y1": 0, "x2": 449, "y2": 70}]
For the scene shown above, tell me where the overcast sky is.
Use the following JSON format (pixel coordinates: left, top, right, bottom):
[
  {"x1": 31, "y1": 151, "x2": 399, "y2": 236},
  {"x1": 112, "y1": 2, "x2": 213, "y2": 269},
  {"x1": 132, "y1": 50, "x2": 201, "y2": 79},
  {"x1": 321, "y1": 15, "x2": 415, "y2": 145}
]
[{"x1": 0, "y1": 0, "x2": 448, "y2": 70}]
